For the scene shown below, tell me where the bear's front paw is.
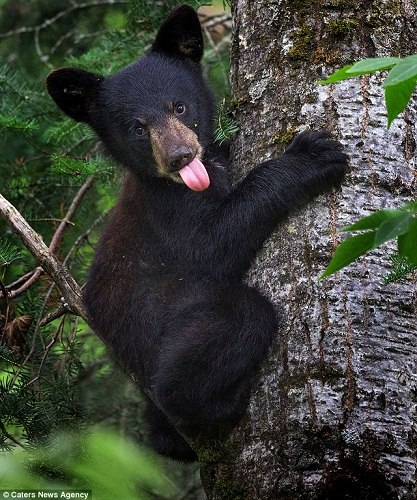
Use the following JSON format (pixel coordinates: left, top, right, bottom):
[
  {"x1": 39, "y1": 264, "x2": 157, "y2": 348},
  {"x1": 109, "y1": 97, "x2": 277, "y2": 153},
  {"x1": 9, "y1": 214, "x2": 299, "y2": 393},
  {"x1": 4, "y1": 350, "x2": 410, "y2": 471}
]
[
  {"x1": 284, "y1": 130, "x2": 342, "y2": 156},
  {"x1": 285, "y1": 130, "x2": 348, "y2": 185}
]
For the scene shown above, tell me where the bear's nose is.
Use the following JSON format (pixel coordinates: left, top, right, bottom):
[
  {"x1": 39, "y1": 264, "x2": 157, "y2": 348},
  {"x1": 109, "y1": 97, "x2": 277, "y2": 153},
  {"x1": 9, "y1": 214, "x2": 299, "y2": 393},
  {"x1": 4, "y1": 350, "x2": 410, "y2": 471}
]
[{"x1": 168, "y1": 147, "x2": 194, "y2": 171}]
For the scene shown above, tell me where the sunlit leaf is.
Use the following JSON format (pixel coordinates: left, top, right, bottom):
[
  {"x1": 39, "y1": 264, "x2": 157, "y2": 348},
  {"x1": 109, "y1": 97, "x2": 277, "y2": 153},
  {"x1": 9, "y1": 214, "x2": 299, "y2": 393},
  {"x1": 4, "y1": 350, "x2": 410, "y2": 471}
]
[
  {"x1": 342, "y1": 209, "x2": 401, "y2": 232},
  {"x1": 346, "y1": 57, "x2": 400, "y2": 74},
  {"x1": 318, "y1": 65, "x2": 355, "y2": 84},
  {"x1": 374, "y1": 212, "x2": 413, "y2": 247},
  {"x1": 320, "y1": 232, "x2": 376, "y2": 279},
  {"x1": 383, "y1": 54, "x2": 417, "y2": 87},
  {"x1": 385, "y1": 76, "x2": 417, "y2": 127},
  {"x1": 398, "y1": 218, "x2": 417, "y2": 264},
  {"x1": 319, "y1": 57, "x2": 399, "y2": 85}
]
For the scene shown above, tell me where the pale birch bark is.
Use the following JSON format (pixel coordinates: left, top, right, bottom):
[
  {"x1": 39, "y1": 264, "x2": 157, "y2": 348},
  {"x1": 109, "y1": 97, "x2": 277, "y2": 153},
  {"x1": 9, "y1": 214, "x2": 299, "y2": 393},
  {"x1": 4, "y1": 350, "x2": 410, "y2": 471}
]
[{"x1": 199, "y1": 1, "x2": 417, "y2": 498}]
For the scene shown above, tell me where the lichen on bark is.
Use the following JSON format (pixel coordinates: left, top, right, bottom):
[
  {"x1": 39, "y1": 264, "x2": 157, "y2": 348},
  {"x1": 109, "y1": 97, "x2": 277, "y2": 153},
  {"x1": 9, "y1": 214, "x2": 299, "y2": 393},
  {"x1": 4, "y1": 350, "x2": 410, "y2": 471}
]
[{"x1": 199, "y1": 1, "x2": 417, "y2": 498}]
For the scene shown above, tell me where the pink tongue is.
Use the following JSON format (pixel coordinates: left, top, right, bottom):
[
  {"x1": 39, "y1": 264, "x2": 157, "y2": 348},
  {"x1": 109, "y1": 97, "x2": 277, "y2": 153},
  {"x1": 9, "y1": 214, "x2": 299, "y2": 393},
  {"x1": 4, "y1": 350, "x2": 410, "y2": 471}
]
[{"x1": 178, "y1": 158, "x2": 210, "y2": 191}]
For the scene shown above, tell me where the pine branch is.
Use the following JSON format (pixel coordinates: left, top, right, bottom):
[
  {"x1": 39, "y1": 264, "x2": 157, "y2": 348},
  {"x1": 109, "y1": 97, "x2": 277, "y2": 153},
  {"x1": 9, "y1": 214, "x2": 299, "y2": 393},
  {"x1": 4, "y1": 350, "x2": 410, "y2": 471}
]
[
  {"x1": 383, "y1": 253, "x2": 417, "y2": 284},
  {"x1": 0, "y1": 240, "x2": 22, "y2": 266},
  {"x1": 0, "y1": 419, "x2": 28, "y2": 450},
  {"x1": 214, "y1": 99, "x2": 239, "y2": 145},
  {"x1": 63, "y1": 209, "x2": 109, "y2": 267}
]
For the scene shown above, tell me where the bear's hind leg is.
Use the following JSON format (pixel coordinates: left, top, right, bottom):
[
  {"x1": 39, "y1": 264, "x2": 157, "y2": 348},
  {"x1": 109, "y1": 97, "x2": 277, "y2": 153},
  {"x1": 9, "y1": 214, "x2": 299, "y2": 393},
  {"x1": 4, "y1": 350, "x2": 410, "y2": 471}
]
[
  {"x1": 144, "y1": 399, "x2": 197, "y2": 462},
  {"x1": 154, "y1": 284, "x2": 277, "y2": 426}
]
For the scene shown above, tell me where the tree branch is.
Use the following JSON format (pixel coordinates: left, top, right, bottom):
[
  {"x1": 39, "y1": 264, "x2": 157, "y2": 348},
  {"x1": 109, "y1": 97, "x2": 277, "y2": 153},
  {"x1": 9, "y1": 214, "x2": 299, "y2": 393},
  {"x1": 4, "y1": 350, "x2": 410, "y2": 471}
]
[
  {"x1": 0, "y1": 0, "x2": 129, "y2": 38},
  {"x1": 0, "y1": 193, "x2": 88, "y2": 320},
  {"x1": 49, "y1": 175, "x2": 95, "y2": 254},
  {"x1": 6, "y1": 268, "x2": 44, "y2": 299},
  {"x1": 2, "y1": 175, "x2": 95, "y2": 301}
]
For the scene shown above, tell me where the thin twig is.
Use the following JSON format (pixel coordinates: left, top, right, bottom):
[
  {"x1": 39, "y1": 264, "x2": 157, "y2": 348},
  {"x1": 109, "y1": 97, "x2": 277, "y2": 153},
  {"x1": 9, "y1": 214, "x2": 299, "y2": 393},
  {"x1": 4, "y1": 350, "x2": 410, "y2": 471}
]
[
  {"x1": 63, "y1": 209, "x2": 109, "y2": 266},
  {"x1": 49, "y1": 175, "x2": 95, "y2": 254},
  {"x1": 0, "y1": 419, "x2": 29, "y2": 450},
  {"x1": 0, "y1": 280, "x2": 10, "y2": 344},
  {"x1": 39, "y1": 303, "x2": 70, "y2": 328},
  {"x1": 1, "y1": 175, "x2": 95, "y2": 301},
  {"x1": 0, "y1": 193, "x2": 87, "y2": 318},
  {"x1": 6, "y1": 270, "x2": 38, "y2": 290},
  {"x1": 6, "y1": 268, "x2": 43, "y2": 298},
  {"x1": 13, "y1": 279, "x2": 59, "y2": 382},
  {"x1": 0, "y1": 0, "x2": 129, "y2": 38},
  {"x1": 26, "y1": 317, "x2": 64, "y2": 387}
]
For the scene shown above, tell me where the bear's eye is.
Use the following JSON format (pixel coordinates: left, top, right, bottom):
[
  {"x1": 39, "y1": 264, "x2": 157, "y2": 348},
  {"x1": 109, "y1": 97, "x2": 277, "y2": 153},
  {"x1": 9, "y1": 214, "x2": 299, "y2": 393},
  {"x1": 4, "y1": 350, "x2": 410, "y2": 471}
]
[
  {"x1": 174, "y1": 102, "x2": 186, "y2": 115},
  {"x1": 134, "y1": 124, "x2": 146, "y2": 137}
]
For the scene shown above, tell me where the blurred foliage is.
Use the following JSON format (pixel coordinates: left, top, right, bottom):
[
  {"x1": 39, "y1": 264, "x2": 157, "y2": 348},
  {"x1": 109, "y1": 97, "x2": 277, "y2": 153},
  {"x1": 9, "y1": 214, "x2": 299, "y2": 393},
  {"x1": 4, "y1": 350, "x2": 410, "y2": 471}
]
[
  {"x1": 0, "y1": 428, "x2": 176, "y2": 499},
  {"x1": 0, "y1": 0, "x2": 230, "y2": 497}
]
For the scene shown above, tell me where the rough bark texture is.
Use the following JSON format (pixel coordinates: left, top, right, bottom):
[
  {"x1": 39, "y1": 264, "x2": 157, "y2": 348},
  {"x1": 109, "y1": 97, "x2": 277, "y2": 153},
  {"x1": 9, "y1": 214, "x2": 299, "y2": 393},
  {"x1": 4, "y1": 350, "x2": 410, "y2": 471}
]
[{"x1": 199, "y1": 1, "x2": 417, "y2": 498}]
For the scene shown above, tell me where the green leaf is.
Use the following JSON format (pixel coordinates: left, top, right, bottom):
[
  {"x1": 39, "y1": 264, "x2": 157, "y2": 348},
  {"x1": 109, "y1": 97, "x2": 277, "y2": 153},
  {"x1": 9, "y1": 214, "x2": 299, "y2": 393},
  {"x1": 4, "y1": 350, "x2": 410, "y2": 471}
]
[
  {"x1": 384, "y1": 75, "x2": 417, "y2": 127},
  {"x1": 404, "y1": 200, "x2": 417, "y2": 213},
  {"x1": 383, "y1": 54, "x2": 417, "y2": 87},
  {"x1": 320, "y1": 232, "x2": 376, "y2": 279},
  {"x1": 319, "y1": 57, "x2": 400, "y2": 85},
  {"x1": 398, "y1": 218, "x2": 417, "y2": 264},
  {"x1": 346, "y1": 57, "x2": 400, "y2": 74},
  {"x1": 318, "y1": 65, "x2": 355, "y2": 84},
  {"x1": 342, "y1": 209, "x2": 401, "y2": 232},
  {"x1": 374, "y1": 212, "x2": 413, "y2": 247}
]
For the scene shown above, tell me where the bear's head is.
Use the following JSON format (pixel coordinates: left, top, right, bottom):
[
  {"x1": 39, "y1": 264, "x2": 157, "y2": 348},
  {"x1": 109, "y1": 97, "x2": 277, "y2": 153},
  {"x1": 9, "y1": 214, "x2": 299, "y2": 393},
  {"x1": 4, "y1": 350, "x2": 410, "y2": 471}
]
[{"x1": 46, "y1": 5, "x2": 215, "y2": 191}]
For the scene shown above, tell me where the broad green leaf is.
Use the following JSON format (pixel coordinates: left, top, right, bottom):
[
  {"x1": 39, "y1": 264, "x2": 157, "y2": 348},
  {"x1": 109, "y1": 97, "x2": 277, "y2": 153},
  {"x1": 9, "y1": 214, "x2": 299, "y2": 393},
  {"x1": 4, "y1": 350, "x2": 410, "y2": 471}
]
[
  {"x1": 398, "y1": 218, "x2": 417, "y2": 264},
  {"x1": 346, "y1": 57, "x2": 400, "y2": 74},
  {"x1": 383, "y1": 54, "x2": 417, "y2": 87},
  {"x1": 320, "y1": 231, "x2": 376, "y2": 279},
  {"x1": 342, "y1": 209, "x2": 401, "y2": 232},
  {"x1": 374, "y1": 212, "x2": 413, "y2": 247},
  {"x1": 385, "y1": 75, "x2": 417, "y2": 127},
  {"x1": 404, "y1": 200, "x2": 417, "y2": 213},
  {"x1": 319, "y1": 57, "x2": 400, "y2": 85}
]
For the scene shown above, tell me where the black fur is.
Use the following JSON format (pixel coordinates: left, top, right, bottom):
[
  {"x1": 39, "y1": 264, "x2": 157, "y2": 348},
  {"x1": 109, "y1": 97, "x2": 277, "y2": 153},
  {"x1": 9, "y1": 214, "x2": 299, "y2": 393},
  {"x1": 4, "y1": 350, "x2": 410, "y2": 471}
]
[{"x1": 46, "y1": 5, "x2": 348, "y2": 461}]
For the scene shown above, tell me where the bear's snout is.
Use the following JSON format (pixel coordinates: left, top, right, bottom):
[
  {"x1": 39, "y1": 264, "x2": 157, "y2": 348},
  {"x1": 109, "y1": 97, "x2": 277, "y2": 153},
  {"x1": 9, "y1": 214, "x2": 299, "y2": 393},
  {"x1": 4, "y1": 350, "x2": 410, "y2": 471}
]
[{"x1": 168, "y1": 146, "x2": 194, "y2": 171}]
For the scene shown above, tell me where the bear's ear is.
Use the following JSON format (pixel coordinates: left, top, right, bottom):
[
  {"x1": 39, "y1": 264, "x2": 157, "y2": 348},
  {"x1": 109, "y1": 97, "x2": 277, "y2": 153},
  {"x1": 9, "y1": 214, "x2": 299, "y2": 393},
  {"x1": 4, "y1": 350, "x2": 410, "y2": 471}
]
[
  {"x1": 151, "y1": 5, "x2": 203, "y2": 63},
  {"x1": 46, "y1": 68, "x2": 103, "y2": 123}
]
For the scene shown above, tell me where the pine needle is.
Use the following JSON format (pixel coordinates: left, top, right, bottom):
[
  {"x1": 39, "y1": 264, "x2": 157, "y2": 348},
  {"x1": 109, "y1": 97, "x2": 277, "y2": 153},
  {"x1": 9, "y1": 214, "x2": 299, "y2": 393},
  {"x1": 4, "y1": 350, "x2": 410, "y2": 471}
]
[
  {"x1": 214, "y1": 99, "x2": 239, "y2": 145},
  {"x1": 383, "y1": 253, "x2": 417, "y2": 284}
]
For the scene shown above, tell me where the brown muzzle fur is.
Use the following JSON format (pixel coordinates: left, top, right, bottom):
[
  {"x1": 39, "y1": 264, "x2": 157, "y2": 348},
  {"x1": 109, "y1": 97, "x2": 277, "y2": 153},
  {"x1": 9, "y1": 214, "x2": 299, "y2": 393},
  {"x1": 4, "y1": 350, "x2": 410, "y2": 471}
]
[{"x1": 149, "y1": 116, "x2": 202, "y2": 181}]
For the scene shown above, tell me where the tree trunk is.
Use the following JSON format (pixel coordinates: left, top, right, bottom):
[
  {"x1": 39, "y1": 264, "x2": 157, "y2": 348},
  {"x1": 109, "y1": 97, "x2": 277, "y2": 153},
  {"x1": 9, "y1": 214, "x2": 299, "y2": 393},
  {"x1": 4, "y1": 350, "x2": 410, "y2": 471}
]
[{"x1": 199, "y1": 1, "x2": 417, "y2": 498}]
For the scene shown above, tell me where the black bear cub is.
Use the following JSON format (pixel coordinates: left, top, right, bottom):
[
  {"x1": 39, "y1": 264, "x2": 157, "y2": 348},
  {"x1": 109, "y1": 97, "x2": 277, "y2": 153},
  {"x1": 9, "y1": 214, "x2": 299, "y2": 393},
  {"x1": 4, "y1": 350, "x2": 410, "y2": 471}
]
[{"x1": 47, "y1": 5, "x2": 347, "y2": 461}]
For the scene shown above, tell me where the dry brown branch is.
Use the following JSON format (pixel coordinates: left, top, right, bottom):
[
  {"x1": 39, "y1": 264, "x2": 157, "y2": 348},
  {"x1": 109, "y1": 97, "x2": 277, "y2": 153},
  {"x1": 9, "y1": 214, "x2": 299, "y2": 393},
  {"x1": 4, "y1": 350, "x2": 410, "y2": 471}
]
[
  {"x1": 26, "y1": 316, "x2": 64, "y2": 387},
  {"x1": 1, "y1": 175, "x2": 95, "y2": 301},
  {"x1": 39, "y1": 303, "x2": 70, "y2": 328},
  {"x1": 49, "y1": 175, "x2": 95, "y2": 254},
  {"x1": 6, "y1": 268, "x2": 43, "y2": 298},
  {"x1": 0, "y1": 193, "x2": 88, "y2": 320}
]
